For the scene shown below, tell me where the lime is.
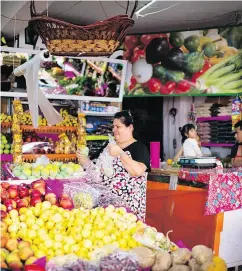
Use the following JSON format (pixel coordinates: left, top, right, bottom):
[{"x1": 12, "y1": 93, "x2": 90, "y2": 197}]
[
  {"x1": 170, "y1": 32, "x2": 184, "y2": 48},
  {"x1": 203, "y1": 42, "x2": 216, "y2": 57},
  {"x1": 184, "y1": 35, "x2": 200, "y2": 52}
]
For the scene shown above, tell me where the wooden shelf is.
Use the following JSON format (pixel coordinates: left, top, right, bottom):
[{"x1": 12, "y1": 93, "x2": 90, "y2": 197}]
[
  {"x1": 1, "y1": 122, "x2": 12, "y2": 128},
  {"x1": 22, "y1": 153, "x2": 77, "y2": 162},
  {"x1": 20, "y1": 125, "x2": 77, "y2": 133}
]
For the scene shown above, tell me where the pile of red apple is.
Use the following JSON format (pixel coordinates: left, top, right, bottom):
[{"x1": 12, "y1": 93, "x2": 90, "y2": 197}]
[{"x1": 0, "y1": 180, "x2": 74, "y2": 217}]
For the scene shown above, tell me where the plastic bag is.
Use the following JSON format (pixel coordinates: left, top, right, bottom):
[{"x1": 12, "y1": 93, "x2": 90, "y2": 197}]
[
  {"x1": 46, "y1": 254, "x2": 99, "y2": 271},
  {"x1": 63, "y1": 182, "x2": 100, "y2": 209},
  {"x1": 133, "y1": 227, "x2": 178, "y2": 252},
  {"x1": 99, "y1": 250, "x2": 141, "y2": 271}
]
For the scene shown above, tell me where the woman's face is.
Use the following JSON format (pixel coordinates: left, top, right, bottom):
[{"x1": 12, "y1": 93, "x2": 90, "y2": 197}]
[
  {"x1": 186, "y1": 128, "x2": 197, "y2": 139},
  {"x1": 112, "y1": 118, "x2": 133, "y2": 143}
]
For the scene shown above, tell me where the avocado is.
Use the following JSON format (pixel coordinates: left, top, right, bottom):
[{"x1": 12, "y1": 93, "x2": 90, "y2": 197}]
[
  {"x1": 169, "y1": 32, "x2": 184, "y2": 48},
  {"x1": 203, "y1": 42, "x2": 216, "y2": 57},
  {"x1": 184, "y1": 35, "x2": 200, "y2": 52}
]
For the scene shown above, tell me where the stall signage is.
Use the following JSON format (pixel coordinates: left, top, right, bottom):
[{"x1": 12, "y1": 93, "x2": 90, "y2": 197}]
[{"x1": 122, "y1": 25, "x2": 242, "y2": 97}]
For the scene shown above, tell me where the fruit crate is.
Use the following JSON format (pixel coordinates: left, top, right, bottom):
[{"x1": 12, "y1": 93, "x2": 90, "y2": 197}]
[
  {"x1": 20, "y1": 125, "x2": 77, "y2": 133},
  {"x1": 22, "y1": 154, "x2": 77, "y2": 162}
]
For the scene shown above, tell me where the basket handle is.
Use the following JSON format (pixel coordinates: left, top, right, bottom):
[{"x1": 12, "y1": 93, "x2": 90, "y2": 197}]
[
  {"x1": 30, "y1": 1, "x2": 38, "y2": 17},
  {"x1": 130, "y1": 0, "x2": 138, "y2": 18}
]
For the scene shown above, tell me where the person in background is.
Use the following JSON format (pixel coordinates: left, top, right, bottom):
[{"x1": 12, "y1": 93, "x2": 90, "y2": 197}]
[
  {"x1": 77, "y1": 110, "x2": 150, "y2": 221},
  {"x1": 174, "y1": 133, "x2": 209, "y2": 161},
  {"x1": 178, "y1": 124, "x2": 202, "y2": 158},
  {"x1": 231, "y1": 120, "x2": 242, "y2": 167},
  {"x1": 197, "y1": 135, "x2": 212, "y2": 157}
]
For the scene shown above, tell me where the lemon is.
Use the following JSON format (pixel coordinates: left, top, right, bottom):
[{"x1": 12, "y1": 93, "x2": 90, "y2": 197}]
[
  {"x1": 83, "y1": 239, "x2": 92, "y2": 249},
  {"x1": 27, "y1": 229, "x2": 37, "y2": 239},
  {"x1": 167, "y1": 158, "x2": 173, "y2": 165},
  {"x1": 35, "y1": 250, "x2": 46, "y2": 259}
]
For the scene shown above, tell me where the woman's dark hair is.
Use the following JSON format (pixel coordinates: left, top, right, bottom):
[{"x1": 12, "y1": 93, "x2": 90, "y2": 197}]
[
  {"x1": 114, "y1": 110, "x2": 134, "y2": 127},
  {"x1": 114, "y1": 109, "x2": 147, "y2": 140},
  {"x1": 179, "y1": 123, "x2": 196, "y2": 143}
]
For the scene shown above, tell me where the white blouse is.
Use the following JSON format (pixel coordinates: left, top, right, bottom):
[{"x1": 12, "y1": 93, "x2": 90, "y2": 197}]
[{"x1": 183, "y1": 138, "x2": 203, "y2": 157}]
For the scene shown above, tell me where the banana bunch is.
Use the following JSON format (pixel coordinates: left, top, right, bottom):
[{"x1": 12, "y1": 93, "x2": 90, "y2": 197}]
[
  {"x1": 20, "y1": 112, "x2": 48, "y2": 126},
  {"x1": 38, "y1": 115, "x2": 47, "y2": 126},
  {"x1": 57, "y1": 109, "x2": 78, "y2": 127},
  {"x1": 0, "y1": 113, "x2": 12, "y2": 123}
]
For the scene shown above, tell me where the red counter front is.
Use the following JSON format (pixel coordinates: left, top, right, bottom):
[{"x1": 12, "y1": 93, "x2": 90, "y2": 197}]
[{"x1": 146, "y1": 181, "x2": 222, "y2": 251}]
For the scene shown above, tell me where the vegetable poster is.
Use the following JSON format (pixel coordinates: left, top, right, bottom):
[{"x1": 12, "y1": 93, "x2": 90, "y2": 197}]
[{"x1": 123, "y1": 26, "x2": 242, "y2": 96}]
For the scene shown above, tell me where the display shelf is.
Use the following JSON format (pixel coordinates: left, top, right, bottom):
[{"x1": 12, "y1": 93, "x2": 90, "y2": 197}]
[
  {"x1": 81, "y1": 111, "x2": 115, "y2": 117},
  {"x1": 86, "y1": 135, "x2": 109, "y2": 141},
  {"x1": 197, "y1": 116, "x2": 231, "y2": 122},
  {"x1": 0, "y1": 92, "x2": 122, "y2": 102},
  {"x1": 20, "y1": 125, "x2": 77, "y2": 133},
  {"x1": 1, "y1": 154, "x2": 13, "y2": 162},
  {"x1": 201, "y1": 143, "x2": 234, "y2": 147},
  {"x1": 1, "y1": 122, "x2": 12, "y2": 128},
  {"x1": 22, "y1": 153, "x2": 77, "y2": 162}
]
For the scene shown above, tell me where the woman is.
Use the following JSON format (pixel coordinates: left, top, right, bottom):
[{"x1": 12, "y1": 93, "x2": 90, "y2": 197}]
[{"x1": 77, "y1": 110, "x2": 150, "y2": 221}]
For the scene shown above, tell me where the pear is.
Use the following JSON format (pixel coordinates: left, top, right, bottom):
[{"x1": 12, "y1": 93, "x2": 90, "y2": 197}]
[
  {"x1": 19, "y1": 246, "x2": 34, "y2": 261},
  {"x1": 6, "y1": 252, "x2": 20, "y2": 264}
]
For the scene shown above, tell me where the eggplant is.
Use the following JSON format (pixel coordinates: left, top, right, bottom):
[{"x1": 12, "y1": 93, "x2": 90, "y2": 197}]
[
  {"x1": 162, "y1": 48, "x2": 185, "y2": 70},
  {"x1": 145, "y1": 38, "x2": 170, "y2": 64}
]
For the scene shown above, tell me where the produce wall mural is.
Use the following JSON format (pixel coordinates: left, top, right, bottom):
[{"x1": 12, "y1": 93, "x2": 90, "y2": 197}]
[{"x1": 123, "y1": 25, "x2": 242, "y2": 96}]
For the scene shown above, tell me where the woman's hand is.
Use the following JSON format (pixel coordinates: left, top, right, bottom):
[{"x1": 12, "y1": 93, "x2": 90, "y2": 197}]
[
  {"x1": 76, "y1": 149, "x2": 90, "y2": 167},
  {"x1": 108, "y1": 143, "x2": 122, "y2": 157}
]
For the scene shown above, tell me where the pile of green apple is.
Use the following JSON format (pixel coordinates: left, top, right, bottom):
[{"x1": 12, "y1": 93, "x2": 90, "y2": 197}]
[
  {"x1": 10, "y1": 162, "x2": 84, "y2": 180},
  {"x1": 0, "y1": 133, "x2": 13, "y2": 155}
]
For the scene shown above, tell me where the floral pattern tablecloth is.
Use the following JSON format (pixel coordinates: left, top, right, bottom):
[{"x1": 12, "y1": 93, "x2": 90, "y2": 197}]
[
  {"x1": 178, "y1": 169, "x2": 215, "y2": 183},
  {"x1": 205, "y1": 171, "x2": 242, "y2": 215}
]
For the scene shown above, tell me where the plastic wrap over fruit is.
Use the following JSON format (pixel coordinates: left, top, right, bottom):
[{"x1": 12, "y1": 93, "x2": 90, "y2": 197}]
[
  {"x1": 63, "y1": 182, "x2": 100, "y2": 209},
  {"x1": 99, "y1": 250, "x2": 141, "y2": 271},
  {"x1": 133, "y1": 227, "x2": 178, "y2": 252},
  {"x1": 46, "y1": 254, "x2": 99, "y2": 271}
]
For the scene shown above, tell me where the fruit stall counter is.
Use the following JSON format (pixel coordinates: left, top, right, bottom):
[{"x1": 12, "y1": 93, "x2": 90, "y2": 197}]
[{"x1": 146, "y1": 169, "x2": 242, "y2": 268}]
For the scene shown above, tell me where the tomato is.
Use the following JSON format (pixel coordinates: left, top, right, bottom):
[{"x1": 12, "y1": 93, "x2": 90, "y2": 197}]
[
  {"x1": 140, "y1": 35, "x2": 154, "y2": 46},
  {"x1": 147, "y1": 78, "x2": 163, "y2": 93},
  {"x1": 176, "y1": 80, "x2": 191, "y2": 93},
  {"x1": 132, "y1": 47, "x2": 145, "y2": 63},
  {"x1": 160, "y1": 81, "x2": 176, "y2": 94},
  {"x1": 24, "y1": 264, "x2": 46, "y2": 271},
  {"x1": 124, "y1": 35, "x2": 139, "y2": 50}
]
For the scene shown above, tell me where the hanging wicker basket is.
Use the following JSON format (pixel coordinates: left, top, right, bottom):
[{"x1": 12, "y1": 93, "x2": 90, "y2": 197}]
[{"x1": 29, "y1": 1, "x2": 137, "y2": 56}]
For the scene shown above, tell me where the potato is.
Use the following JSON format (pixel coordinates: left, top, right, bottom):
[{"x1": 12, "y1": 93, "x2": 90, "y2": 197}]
[
  {"x1": 188, "y1": 258, "x2": 200, "y2": 271},
  {"x1": 168, "y1": 265, "x2": 190, "y2": 271},
  {"x1": 152, "y1": 251, "x2": 172, "y2": 271},
  {"x1": 199, "y1": 262, "x2": 215, "y2": 271},
  {"x1": 192, "y1": 245, "x2": 213, "y2": 265},
  {"x1": 130, "y1": 247, "x2": 155, "y2": 268},
  {"x1": 172, "y1": 248, "x2": 192, "y2": 265}
]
